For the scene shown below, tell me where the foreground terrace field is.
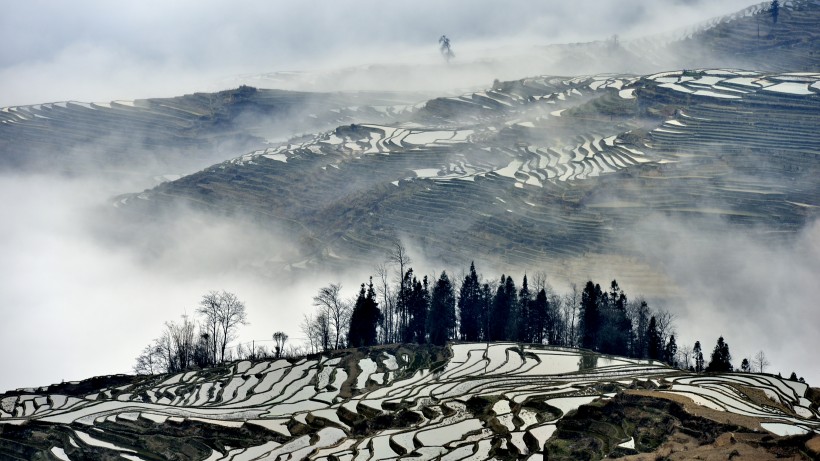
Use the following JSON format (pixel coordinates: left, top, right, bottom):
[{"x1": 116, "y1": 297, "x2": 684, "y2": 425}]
[{"x1": 2, "y1": 343, "x2": 818, "y2": 460}]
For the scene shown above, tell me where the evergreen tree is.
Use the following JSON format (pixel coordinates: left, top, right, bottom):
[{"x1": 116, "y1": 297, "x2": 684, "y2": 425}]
[
  {"x1": 706, "y1": 336, "x2": 733, "y2": 372},
  {"x1": 490, "y1": 275, "x2": 517, "y2": 341},
  {"x1": 634, "y1": 301, "x2": 650, "y2": 359},
  {"x1": 664, "y1": 334, "x2": 677, "y2": 367},
  {"x1": 579, "y1": 281, "x2": 602, "y2": 350},
  {"x1": 517, "y1": 275, "x2": 532, "y2": 341},
  {"x1": 647, "y1": 316, "x2": 662, "y2": 361},
  {"x1": 789, "y1": 371, "x2": 798, "y2": 381},
  {"x1": 458, "y1": 262, "x2": 482, "y2": 341},
  {"x1": 428, "y1": 271, "x2": 456, "y2": 346},
  {"x1": 741, "y1": 358, "x2": 751, "y2": 373},
  {"x1": 533, "y1": 289, "x2": 549, "y2": 344},
  {"x1": 503, "y1": 275, "x2": 519, "y2": 341},
  {"x1": 693, "y1": 341, "x2": 704, "y2": 373},
  {"x1": 599, "y1": 280, "x2": 631, "y2": 356},
  {"x1": 407, "y1": 275, "x2": 429, "y2": 343},
  {"x1": 348, "y1": 279, "x2": 380, "y2": 347},
  {"x1": 770, "y1": 0, "x2": 780, "y2": 24},
  {"x1": 479, "y1": 283, "x2": 493, "y2": 341}
]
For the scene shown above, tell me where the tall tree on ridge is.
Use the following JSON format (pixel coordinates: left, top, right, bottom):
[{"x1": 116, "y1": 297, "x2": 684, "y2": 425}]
[
  {"x1": 348, "y1": 279, "x2": 380, "y2": 347},
  {"x1": 458, "y1": 262, "x2": 482, "y2": 341},
  {"x1": 706, "y1": 336, "x2": 733, "y2": 372},
  {"x1": 429, "y1": 271, "x2": 456, "y2": 346},
  {"x1": 647, "y1": 316, "x2": 662, "y2": 361},
  {"x1": 579, "y1": 281, "x2": 602, "y2": 350}
]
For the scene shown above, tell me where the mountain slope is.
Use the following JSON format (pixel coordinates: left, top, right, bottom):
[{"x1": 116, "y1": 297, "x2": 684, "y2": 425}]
[
  {"x1": 115, "y1": 69, "x2": 820, "y2": 288},
  {"x1": 1, "y1": 343, "x2": 818, "y2": 460}
]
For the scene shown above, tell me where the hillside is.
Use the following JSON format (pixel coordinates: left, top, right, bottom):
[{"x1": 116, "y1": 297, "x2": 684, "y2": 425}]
[
  {"x1": 1, "y1": 343, "x2": 818, "y2": 460},
  {"x1": 110, "y1": 68, "x2": 820, "y2": 290}
]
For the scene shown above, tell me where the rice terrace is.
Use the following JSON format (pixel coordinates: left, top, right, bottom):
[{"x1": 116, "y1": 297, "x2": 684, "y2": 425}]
[{"x1": 1, "y1": 0, "x2": 819, "y2": 460}]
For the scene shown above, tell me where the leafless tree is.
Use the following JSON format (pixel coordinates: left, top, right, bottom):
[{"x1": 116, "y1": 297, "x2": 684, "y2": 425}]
[
  {"x1": 272, "y1": 331, "x2": 289, "y2": 359},
  {"x1": 753, "y1": 350, "x2": 770, "y2": 374},
  {"x1": 386, "y1": 240, "x2": 411, "y2": 338},
  {"x1": 678, "y1": 344, "x2": 692, "y2": 370},
  {"x1": 313, "y1": 283, "x2": 350, "y2": 350},
  {"x1": 197, "y1": 291, "x2": 248, "y2": 364},
  {"x1": 563, "y1": 283, "x2": 580, "y2": 347},
  {"x1": 654, "y1": 309, "x2": 676, "y2": 346}
]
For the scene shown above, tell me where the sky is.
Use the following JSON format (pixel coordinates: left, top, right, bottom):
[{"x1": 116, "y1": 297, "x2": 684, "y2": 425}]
[
  {"x1": 0, "y1": 0, "x2": 758, "y2": 106},
  {"x1": 3, "y1": 0, "x2": 816, "y2": 393}
]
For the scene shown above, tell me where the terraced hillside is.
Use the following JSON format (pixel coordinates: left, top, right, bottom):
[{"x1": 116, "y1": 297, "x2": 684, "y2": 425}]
[
  {"x1": 2, "y1": 343, "x2": 818, "y2": 460},
  {"x1": 0, "y1": 85, "x2": 429, "y2": 176},
  {"x1": 116, "y1": 69, "x2": 820, "y2": 281}
]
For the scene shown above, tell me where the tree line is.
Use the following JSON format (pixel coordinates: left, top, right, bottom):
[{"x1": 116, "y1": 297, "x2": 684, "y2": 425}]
[{"x1": 134, "y1": 242, "x2": 805, "y2": 383}]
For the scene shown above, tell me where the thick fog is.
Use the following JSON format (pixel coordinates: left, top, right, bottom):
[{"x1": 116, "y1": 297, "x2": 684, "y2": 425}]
[
  {"x1": 1, "y1": 0, "x2": 756, "y2": 106},
  {"x1": 3, "y1": 0, "x2": 818, "y2": 392}
]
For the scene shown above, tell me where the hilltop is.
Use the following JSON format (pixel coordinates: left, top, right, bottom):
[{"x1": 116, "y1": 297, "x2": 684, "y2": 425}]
[{"x1": 1, "y1": 343, "x2": 818, "y2": 460}]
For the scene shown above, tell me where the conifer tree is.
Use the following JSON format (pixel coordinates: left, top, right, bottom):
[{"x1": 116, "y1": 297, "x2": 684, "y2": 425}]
[
  {"x1": 407, "y1": 275, "x2": 429, "y2": 343},
  {"x1": 458, "y1": 262, "x2": 482, "y2": 341},
  {"x1": 647, "y1": 316, "x2": 662, "y2": 361},
  {"x1": 741, "y1": 358, "x2": 751, "y2": 373},
  {"x1": 348, "y1": 279, "x2": 380, "y2": 347},
  {"x1": 479, "y1": 283, "x2": 493, "y2": 341},
  {"x1": 770, "y1": 0, "x2": 780, "y2": 24},
  {"x1": 579, "y1": 281, "x2": 602, "y2": 350},
  {"x1": 533, "y1": 289, "x2": 549, "y2": 344},
  {"x1": 693, "y1": 341, "x2": 704, "y2": 373},
  {"x1": 664, "y1": 334, "x2": 677, "y2": 367},
  {"x1": 428, "y1": 271, "x2": 456, "y2": 346},
  {"x1": 517, "y1": 275, "x2": 532, "y2": 341},
  {"x1": 706, "y1": 336, "x2": 733, "y2": 372}
]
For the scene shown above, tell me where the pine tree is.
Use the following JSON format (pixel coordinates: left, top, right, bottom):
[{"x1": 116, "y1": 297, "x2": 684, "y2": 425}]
[
  {"x1": 706, "y1": 336, "x2": 733, "y2": 372},
  {"x1": 647, "y1": 316, "x2": 662, "y2": 361},
  {"x1": 517, "y1": 275, "x2": 532, "y2": 342},
  {"x1": 428, "y1": 271, "x2": 456, "y2": 346},
  {"x1": 579, "y1": 281, "x2": 601, "y2": 350},
  {"x1": 693, "y1": 341, "x2": 704, "y2": 373},
  {"x1": 664, "y1": 334, "x2": 677, "y2": 367},
  {"x1": 741, "y1": 358, "x2": 751, "y2": 373},
  {"x1": 458, "y1": 262, "x2": 482, "y2": 341},
  {"x1": 348, "y1": 279, "x2": 380, "y2": 347},
  {"x1": 407, "y1": 275, "x2": 429, "y2": 343},
  {"x1": 479, "y1": 283, "x2": 493, "y2": 341},
  {"x1": 770, "y1": 0, "x2": 780, "y2": 24},
  {"x1": 533, "y1": 289, "x2": 549, "y2": 344}
]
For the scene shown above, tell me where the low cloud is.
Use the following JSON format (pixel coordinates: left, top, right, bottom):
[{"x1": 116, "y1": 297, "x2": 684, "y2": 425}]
[{"x1": 626, "y1": 214, "x2": 820, "y2": 383}]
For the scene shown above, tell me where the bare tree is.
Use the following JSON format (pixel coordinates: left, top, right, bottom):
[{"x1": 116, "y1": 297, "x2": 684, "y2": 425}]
[
  {"x1": 677, "y1": 344, "x2": 692, "y2": 370},
  {"x1": 197, "y1": 291, "x2": 248, "y2": 364},
  {"x1": 753, "y1": 350, "x2": 770, "y2": 374},
  {"x1": 654, "y1": 309, "x2": 676, "y2": 347},
  {"x1": 313, "y1": 283, "x2": 350, "y2": 350},
  {"x1": 386, "y1": 240, "x2": 411, "y2": 339},
  {"x1": 563, "y1": 283, "x2": 580, "y2": 347},
  {"x1": 272, "y1": 331, "x2": 288, "y2": 359}
]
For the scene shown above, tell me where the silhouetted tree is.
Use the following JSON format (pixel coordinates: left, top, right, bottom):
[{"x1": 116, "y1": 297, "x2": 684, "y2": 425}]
[
  {"x1": 789, "y1": 371, "x2": 798, "y2": 381},
  {"x1": 579, "y1": 281, "x2": 602, "y2": 350},
  {"x1": 407, "y1": 275, "x2": 430, "y2": 343},
  {"x1": 753, "y1": 350, "x2": 771, "y2": 374},
  {"x1": 272, "y1": 331, "x2": 288, "y2": 359},
  {"x1": 647, "y1": 316, "x2": 663, "y2": 361},
  {"x1": 533, "y1": 289, "x2": 550, "y2": 344},
  {"x1": 741, "y1": 358, "x2": 751, "y2": 373},
  {"x1": 458, "y1": 262, "x2": 482, "y2": 341},
  {"x1": 197, "y1": 291, "x2": 248, "y2": 364},
  {"x1": 770, "y1": 0, "x2": 780, "y2": 24},
  {"x1": 517, "y1": 275, "x2": 532, "y2": 341},
  {"x1": 348, "y1": 279, "x2": 380, "y2": 347},
  {"x1": 706, "y1": 336, "x2": 733, "y2": 372},
  {"x1": 490, "y1": 275, "x2": 516, "y2": 341},
  {"x1": 313, "y1": 283, "x2": 350, "y2": 350},
  {"x1": 693, "y1": 341, "x2": 704, "y2": 373},
  {"x1": 664, "y1": 334, "x2": 677, "y2": 367},
  {"x1": 428, "y1": 271, "x2": 456, "y2": 345}
]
